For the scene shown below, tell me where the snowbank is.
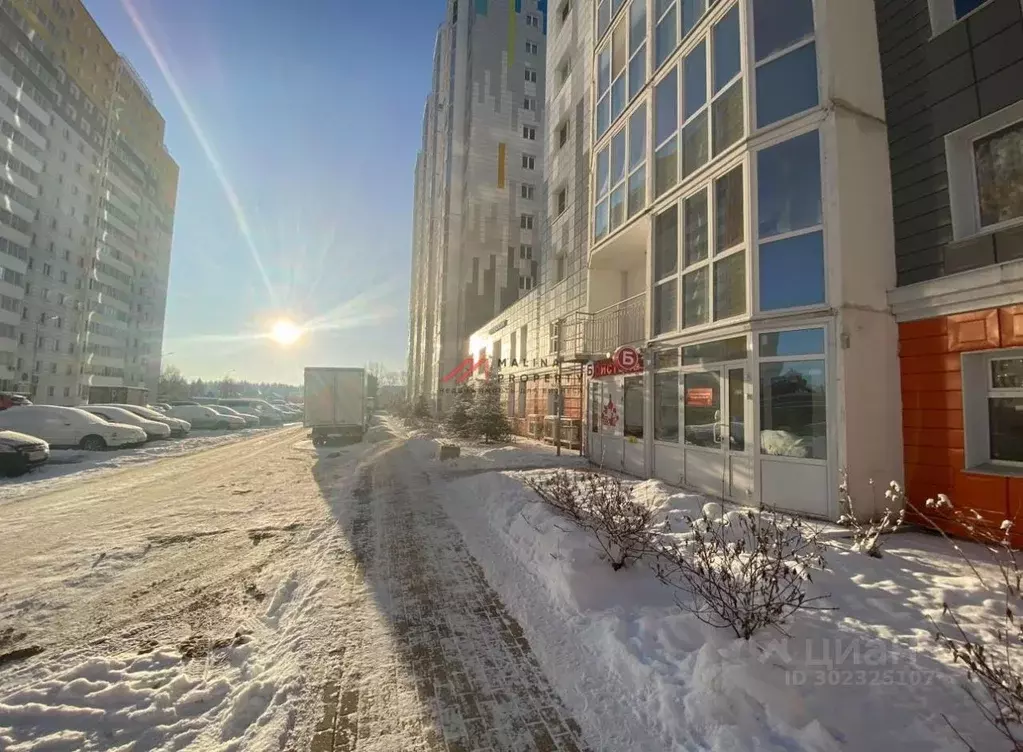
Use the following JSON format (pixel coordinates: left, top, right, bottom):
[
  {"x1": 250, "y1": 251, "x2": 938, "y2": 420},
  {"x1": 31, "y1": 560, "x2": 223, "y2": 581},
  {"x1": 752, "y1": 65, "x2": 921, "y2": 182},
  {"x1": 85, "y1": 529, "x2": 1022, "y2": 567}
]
[{"x1": 438, "y1": 467, "x2": 1007, "y2": 751}]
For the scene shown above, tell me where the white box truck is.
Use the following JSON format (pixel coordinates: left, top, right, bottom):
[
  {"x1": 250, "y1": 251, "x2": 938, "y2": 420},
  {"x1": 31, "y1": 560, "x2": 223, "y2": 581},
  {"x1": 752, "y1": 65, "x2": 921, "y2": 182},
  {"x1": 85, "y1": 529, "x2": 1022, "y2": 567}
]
[{"x1": 304, "y1": 367, "x2": 366, "y2": 446}]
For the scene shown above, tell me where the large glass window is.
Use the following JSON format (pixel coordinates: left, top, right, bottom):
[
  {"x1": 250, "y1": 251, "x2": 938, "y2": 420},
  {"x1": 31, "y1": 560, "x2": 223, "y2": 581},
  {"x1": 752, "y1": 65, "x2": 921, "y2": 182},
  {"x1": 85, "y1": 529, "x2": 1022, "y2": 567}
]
[
  {"x1": 595, "y1": 147, "x2": 611, "y2": 239},
  {"x1": 753, "y1": 0, "x2": 818, "y2": 128},
  {"x1": 757, "y1": 131, "x2": 824, "y2": 311},
  {"x1": 681, "y1": 41, "x2": 708, "y2": 179},
  {"x1": 610, "y1": 129, "x2": 628, "y2": 230},
  {"x1": 684, "y1": 370, "x2": 720, "y2": 447},
  {"x1": 653, "y1": 205, "x2": 679, "y2": 334},
  {"x1": 628, "y1": 105, "x2": 648, "y2": 217},
  {"x1": 611, "y1": 22, "x2": 628, "y2": 122},
  {"x1": 624, "y1": 376, "x2": 644, "y2": 438},
  {"x1": 655, "y1": 69, "x2": 679, "y2": 197},
  {"x1": 681, "y1": 0, "x2": 706, "y2": 38},
  {"x1": 975, "y1": 122, "x2": 1023, "y2": 229},
  {"x1": 655, "y1": 0, "x2": 678, "y2": 68},
  {"x1": 597, "y1": 46, "x2": 611, "y2": 137},
  {"x1": 682, "y1": 188, "x2": 709, "y2": 327},
  {"x1": 759, "y1": 328, "x2": 827, "y2": 460},
  {"x1": 654, "y1": 370, "x2": 680, "y2": 441},
  {"x1": 711, "y1": 5, "x2": 743, "y2": 154},
  {"x1": 629, "y1": 0, "x2": 648, "y2": 100},
  {"x1": 988, "y1": 355, "x2": 1023, "y2": 463},
  {"x1": 599, "y1": 2, "x2": 648, "y2": 138}
]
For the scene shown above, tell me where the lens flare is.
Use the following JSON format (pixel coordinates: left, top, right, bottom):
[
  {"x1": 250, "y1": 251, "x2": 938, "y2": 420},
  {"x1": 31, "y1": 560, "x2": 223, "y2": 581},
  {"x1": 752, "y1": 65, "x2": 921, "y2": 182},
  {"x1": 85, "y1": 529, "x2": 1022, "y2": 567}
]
[{"x1": 270, "y1": 319, "x2": 302, "y2": 345}]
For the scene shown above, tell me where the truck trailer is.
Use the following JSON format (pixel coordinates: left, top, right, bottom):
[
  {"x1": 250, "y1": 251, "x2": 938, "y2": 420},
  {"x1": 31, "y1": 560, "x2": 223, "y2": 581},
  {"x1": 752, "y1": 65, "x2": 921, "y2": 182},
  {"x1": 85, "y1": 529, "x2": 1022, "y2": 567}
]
[{"x1": 304, "y1": 367, "x2": 366, "y2": 446}]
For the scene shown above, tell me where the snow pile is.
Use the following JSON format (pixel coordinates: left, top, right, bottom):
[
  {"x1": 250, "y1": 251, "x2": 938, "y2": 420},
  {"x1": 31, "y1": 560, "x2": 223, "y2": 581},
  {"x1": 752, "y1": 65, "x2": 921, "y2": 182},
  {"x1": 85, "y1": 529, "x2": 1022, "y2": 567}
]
[
  {"x1": 0, "y1": 428, "x2": 276, "y2": 501},
  {"x1": 438, "y1": 467, "x2": 1007, "y2": 751}
]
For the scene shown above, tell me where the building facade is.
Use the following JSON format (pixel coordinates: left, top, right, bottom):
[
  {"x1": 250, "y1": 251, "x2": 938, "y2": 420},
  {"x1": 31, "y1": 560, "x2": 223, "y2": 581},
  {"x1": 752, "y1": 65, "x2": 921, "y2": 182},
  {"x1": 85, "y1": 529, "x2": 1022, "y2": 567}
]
[
  {"x1": 407, "y1": 0, "x2": 549, "y2": 408},
  {"x1": 0, "y1": 0, "x2": 177, "y2": 405},
  {"x1": 880, "y1": 0, "x2": 1023, "y2": 536}
]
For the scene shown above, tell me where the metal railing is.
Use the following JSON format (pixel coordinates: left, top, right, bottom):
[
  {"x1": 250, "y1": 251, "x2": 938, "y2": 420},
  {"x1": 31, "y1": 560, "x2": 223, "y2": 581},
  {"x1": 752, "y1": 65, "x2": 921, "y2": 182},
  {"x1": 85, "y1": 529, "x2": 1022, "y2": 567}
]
[{"x1": 560, "y1": 292, "x2": 645, "y2": 358}]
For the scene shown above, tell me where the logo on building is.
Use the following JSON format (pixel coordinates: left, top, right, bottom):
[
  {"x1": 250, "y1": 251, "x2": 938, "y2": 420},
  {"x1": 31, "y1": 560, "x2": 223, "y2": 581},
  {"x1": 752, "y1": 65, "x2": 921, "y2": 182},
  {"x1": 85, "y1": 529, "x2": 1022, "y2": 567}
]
[
  {"x1": 601, "y1": 396, "x2": 619, "y2": 428},
  {"x1": 441, "y1": 355, "x2": 491, "y2": 384},
  {"x1": 588, "y1": 347, "x2": 644, "y2": 378}
]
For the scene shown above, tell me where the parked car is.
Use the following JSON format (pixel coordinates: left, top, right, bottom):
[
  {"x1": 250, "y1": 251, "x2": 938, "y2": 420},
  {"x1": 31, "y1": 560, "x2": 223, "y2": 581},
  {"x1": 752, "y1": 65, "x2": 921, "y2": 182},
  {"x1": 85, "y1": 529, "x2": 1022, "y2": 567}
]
[
  {"x1": 114, "y1": 404, "x2": 191, "y2": 437},
  {"x1": 0, "y1": 392, "x2": 32, "y2": 411},
  {"x1": 82, "y1": 405, "x2": 172, "y2": 440},
  {"x1": 0, "y1": 406, "x2": 146, "y2": 450},
  {"x1": 167, "y1": 403, "x2": 245, "y2": 430},
  {"x1": 206, "y1": 404, "x2": 260, "y2": 427},
  {"x1": 216, "y1": 398, "x2": 283, "y2": 426},
  {"x1": 0, "y1": 430, "x2": 49, "y2": 476},
  {"x1": 152, "y1": 403, "x2": 172, "y2": 413}
]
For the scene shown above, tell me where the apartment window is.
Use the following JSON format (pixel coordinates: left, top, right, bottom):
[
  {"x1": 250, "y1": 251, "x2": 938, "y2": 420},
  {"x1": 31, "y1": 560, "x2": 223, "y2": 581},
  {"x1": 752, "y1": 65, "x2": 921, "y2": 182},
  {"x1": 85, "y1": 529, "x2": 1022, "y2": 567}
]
[
  {"x1": 557, "y1": 56, "x2": 572, "y2": 87},
  {"x1": 63, "y1": 386, "x2": 70, "y2": 397},
  {"x1": 681, "y1": 41, "x2": 709, "y2": 179},
  {"x1": 525, "y1": 67, "x2": 538, "y2": 83},
  {"x1": 757, "y1": 131, "x2": 824, "y2": 311},
  {"x1": 628, "y1": 0, "x2": 647, "y2": 100},
  {"x1": 653, "y1": 205, "x2": 679, "y2": 335},
  {"x1": 753, "y1": 0, "x2": 818, "y2": 128},
  {"x1": 558, "y1": 120, "x2": 570, "y2": 148},
  {"x1": 520, "y1": 244, "x2": 533, "y2": 259},
  {"x1": 549, "y1": 320, "x2": 561, "y2": 354},
  {"x1": 520, "y1": 214, "x2": 535, "y2": 230},
  {"x1": 560, "y1": 0, "x2": 573, "y2": 22},
  {"x1": 595, "y1": 143, "x2": 610, "y2": 239},
  {"x1": 27, "y1": 257, "x2": 33, "y2": 270},
  {"x1": 47, "y1": 385, "x2": 54, "y2": 397},
  {"x1": 928, "y1": 0, "x2": 993, "y2": 36},
  {"x1": 524, "y1": 96, "x2": 537, "y2": 111},
  {"x1": 553, "y1": 187, "x2": 566, "y2": 215},
  {"x1": 522, "y1": 154, "x2": 536, "y2": 169},
  {"x1": 521, "y1": 183, "x2": 535, "y2": 200},
  {"x1": 655, "y1": 0, "x2": 677, "y2": 68},
  {"x1": 628, "y1": 104, "x2": 647, "y2": 217},
  {"x1": 556, "y1": 253, "x2": 566, "y2": 282},
  {"x1": 654, "y1": 68, "x2": 678, "y2": 197},
  {"x1": 759, "y1": 328, "x2": 827, "y2": 460},
  {"x1": 523, "y1": 125, "x2": 537, "y2": 140},
  {"x1": 594, "y1": 12, "x2": 631, "y2": 137},
  {"x1": 526, "y1": 41, "x2": 539, "y2": 55},
  {"x1": 712, "y1": 6, "x2": 743, "y2": 154},
  {"x1": 947, "y1": 104, "x2": 1023, "y2": 240},
  {"x1": 963, "y1": 350, "x2": 1023, "y2": 467},
  {"x1": 526, "y1": 12, "x2": 540, "y2": 27}
]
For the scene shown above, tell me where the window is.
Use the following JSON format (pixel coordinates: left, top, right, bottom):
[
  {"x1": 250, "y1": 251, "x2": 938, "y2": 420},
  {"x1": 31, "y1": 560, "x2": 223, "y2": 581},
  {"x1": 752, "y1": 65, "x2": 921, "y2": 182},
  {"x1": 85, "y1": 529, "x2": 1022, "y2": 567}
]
[
  {"x1": 525, "y1": 67, "x2": 538, "y2": 83},
  {"x1": 63, "y1": 386, "x2": 70, "y2": 397},
  {"x1": 524, "y1": 96, "x2": 537, "y2": 111},
  {"x1": 549, "y1": 321, "x2": 561, "y2": 353},
  {"x1": 522, "y1": 154, "x2": 536, "y2": 169},
  {"x1": 753, "y1": 0, "x2": 818, "y2": 128},
  {"x1": 947, "y1": 105, "x2": 1023, "y2": 240},
  {"x1": 653, "y1": 205, "x2": 678, "y2": 335},
  {"x1": 624, "y1": 376, "x2": 644, "y2": 438},
  {"x1": 523, "y1": 125, "x2": 537, "y2": 140},
  {"x1": 681, "y1": 41, "x2": 709, "y2": 179},
  {"x1": 560, "y1": 0, "x2": 572, "y2": 23},
  {"x1": 628, "y1": 103, "x2": 647, "y2": 217},
  {"x1": 520, "y1": 214, "x2": 534, "y2": 229},
  {"x1": 556, "y1": 253, "x2": 566, "y2": 281},
  {"x1": 558, "y1": 120, "x2": 570, "y2": 148},
  {"x1": 596, "y1": 0, "x2": 627, "y2": 39},
  {"x1": 759, "y1": 328, "x2": 827, "y2": 460},
  {"x1": 521, "y1": 183, "x2": 535, "y2": 200},
  {"x1": 654, "y1": 68, "x2": 678, "y2": 197},
  {"x1": 655, "y1": 0, "x2": 678, "y2": 68},
  {"x1": 557, "y1": 188, "x2": 568, "y2": 215},
  {"x1": 520, "y1": 244, "x2": 533, "y2": 259},
  {"x1": 557, "y1": 56, "x2": 572, "y2": 87},
  {"x1": 628, "y1": 0, "x2": 647, "y2": 100},
  {"x1": 757, "y1": 131, "x2": 824, "y2": 311},
  {"x1": 928, "y1": 0, "x2": 993, "y2": 36},
  {"x1": 526, "y1": 12, "x2": 540, "y2": 27},
  {"x1": 47, "y1": 385, "x2": 54, "y2": 397},
  {"x1": 594, "y1": 144, "x2": 610, "y2": 239},
  {"x1": 963, "y1": 349, "x2": 1023, "y2": 467},
  {"x1": 590, "y1": 383, "x2": 601, "y2": 433},
  {"x1": 526, "y1": 41, "x2": 539, "y2": 55},
  {"x1": 711, "y1": 6, "x2": 744, "y2": 154}
]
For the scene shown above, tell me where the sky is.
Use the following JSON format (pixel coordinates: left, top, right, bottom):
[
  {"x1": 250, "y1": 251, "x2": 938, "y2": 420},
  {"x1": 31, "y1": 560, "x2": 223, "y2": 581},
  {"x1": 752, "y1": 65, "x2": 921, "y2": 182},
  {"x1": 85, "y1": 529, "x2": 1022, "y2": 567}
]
[{"x1": 81, "y1": 0, "x2": 443, "y2": 384}]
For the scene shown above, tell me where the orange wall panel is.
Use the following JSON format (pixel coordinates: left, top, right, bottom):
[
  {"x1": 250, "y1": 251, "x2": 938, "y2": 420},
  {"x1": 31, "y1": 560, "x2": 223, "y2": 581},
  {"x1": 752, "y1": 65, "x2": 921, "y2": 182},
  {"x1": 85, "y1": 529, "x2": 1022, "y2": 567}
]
[
  {"x1": 947, "y1": 309, "x2": 1000, "y2": 352},
  {"x1": 1000, "y1": 305, "x2": 1023, "y2": 347},
  {"x1": 899, "y1": 353, "x2": 961, "y2": 375},
  {"x1": 899, "y1": 318, "x2": 948, "y2": 340}
]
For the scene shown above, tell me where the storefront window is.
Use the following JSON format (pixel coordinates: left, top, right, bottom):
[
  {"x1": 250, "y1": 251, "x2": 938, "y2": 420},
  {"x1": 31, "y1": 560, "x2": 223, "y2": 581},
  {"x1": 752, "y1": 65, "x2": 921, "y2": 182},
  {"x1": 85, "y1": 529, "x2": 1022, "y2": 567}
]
[
  {"x1": 680, "y1": 335, "x2": 747, "y2": 364},
  {"x1": 624, "y1": 376, "x2": 644, "y2": 438},
  {"x1": 758, "y1": 328, "x2": 827, "y2": 460},
  {"x1": 683, "y1": 371, "x2": 720, "y2": 447},
  {"x1": 590, "y1": 382, "x2": 601, "y2": 433},
  {"x1": 654, "y1": 371, "x2": 679, "y2": 441}
]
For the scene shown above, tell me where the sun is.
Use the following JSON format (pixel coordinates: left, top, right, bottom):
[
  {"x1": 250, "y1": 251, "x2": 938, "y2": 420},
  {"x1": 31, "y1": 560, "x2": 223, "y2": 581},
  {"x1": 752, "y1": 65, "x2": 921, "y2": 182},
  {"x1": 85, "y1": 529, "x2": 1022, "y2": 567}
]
[{"x1": 270, "y1": 318, "x2": 303, "y2": 345}]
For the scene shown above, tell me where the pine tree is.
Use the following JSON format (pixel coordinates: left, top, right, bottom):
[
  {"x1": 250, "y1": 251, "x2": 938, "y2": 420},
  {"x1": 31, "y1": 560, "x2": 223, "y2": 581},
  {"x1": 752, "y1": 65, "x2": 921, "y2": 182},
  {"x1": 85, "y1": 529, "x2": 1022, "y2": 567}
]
[
  {"x1": 413, "y1": 394, "x2": 431, "y2": 420},
  {"x1": 446, "y1": 384, "x2": 475, "y2": 437},
  {"x1": 470, "y1": 380, "x2": 511, "y2": 443}
]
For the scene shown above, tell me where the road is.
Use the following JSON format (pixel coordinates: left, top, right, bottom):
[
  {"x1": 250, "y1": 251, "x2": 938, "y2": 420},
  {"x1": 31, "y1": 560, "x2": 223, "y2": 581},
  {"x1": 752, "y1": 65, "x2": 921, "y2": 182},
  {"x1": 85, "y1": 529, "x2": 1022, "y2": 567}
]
[{"x1": 0, "y1": 426, "x2": 589, "y2": 751}]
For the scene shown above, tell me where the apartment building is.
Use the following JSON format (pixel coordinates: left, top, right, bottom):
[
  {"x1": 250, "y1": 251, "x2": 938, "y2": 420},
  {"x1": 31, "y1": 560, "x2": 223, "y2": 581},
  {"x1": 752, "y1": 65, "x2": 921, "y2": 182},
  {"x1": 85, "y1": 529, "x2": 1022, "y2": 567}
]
[
  {"x1": 0, "y1": 0, "x2": 177, "y2": 405},
  {"x1": 406, "y1": 0, "x2": 549, "y2": 409},
  {"x1": 880, "y1": 0, "x2": 1023, "y2": 535}
]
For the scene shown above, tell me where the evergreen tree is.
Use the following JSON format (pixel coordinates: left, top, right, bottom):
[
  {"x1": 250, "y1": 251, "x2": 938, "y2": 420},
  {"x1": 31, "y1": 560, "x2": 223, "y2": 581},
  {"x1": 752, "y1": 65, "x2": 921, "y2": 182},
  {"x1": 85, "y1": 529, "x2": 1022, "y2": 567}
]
[
  {"x1": 412, "y1": 394, "x2": 431, "y2": 420},
  {"x1": 445, "y1": 385, "x2": 475, "y2": 437},
  {"x1": 470, "y1": 380, "x2": 511, "y2": 443}
]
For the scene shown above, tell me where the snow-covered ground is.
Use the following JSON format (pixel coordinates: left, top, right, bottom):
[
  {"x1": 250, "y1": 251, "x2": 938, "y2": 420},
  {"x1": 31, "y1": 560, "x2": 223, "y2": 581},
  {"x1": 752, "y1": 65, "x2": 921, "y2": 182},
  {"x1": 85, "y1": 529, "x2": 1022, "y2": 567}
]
[
  {"x1": 428, "y1": 453, "x2": 1008, "y2": 750},
  {"x1": 0, "y1": 423, "x2": 301, "y2": 502}
]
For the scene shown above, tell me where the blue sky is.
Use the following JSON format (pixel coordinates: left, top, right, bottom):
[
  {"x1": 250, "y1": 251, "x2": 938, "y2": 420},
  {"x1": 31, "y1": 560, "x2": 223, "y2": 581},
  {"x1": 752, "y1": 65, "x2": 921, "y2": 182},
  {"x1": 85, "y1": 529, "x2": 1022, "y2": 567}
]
[{"x1": 82, "y1": 0, "x2": 442, "y2": 383}]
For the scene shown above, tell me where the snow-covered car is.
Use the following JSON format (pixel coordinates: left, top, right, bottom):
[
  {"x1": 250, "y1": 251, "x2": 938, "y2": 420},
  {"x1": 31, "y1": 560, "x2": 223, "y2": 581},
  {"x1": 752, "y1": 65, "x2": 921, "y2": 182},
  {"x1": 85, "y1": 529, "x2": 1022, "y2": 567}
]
[
  {"x1": 207, "y1": 404, "x2": 260, "y2": 427},
  {"x1": 168, "y1": 403, "x2": 245, "y2": 430},
  {"x1": 0, "y1": 430, "x2": 49, "y2": 476},
  {"x1": 217, "y1": 398, "x2": 282, "y2": 426},
  {"x1": 0, "y1": 405, "x2": 147, "y2": 450},
  {"x1": 82, "y1": 405, "x2": 172, "y2": 440},
  {"x1": 113, "y1": 404, "x2": 191, "y2": 437}
]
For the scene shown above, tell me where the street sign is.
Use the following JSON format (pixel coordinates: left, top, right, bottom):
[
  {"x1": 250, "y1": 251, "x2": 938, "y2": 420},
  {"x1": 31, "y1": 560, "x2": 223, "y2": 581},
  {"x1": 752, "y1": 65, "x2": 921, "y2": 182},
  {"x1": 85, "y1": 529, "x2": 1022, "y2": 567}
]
[{"x1": 613, "y1": 346, "x2": 641, "y2": 372}]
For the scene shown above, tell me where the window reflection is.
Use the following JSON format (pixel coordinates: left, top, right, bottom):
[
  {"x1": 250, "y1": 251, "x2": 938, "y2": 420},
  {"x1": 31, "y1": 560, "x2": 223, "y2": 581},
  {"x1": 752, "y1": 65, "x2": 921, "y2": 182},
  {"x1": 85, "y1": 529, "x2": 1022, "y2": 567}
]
[{"x1": 759, "y1": 360, "x2": 827, "y2": 459}]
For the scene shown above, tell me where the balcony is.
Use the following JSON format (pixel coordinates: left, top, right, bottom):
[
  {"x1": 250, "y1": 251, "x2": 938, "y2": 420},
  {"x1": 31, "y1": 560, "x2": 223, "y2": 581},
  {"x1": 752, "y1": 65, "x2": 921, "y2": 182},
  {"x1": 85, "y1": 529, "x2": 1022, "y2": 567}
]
[{"x1": 560, "y1": 292, "x2": 646, "y2": 360}]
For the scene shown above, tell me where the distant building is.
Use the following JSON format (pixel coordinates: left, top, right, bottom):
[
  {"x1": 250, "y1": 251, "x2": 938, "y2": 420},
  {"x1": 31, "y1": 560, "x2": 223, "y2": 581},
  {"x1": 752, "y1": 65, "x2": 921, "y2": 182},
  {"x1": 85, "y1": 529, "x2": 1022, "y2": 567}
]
[
  {"x1": 0, "y1": 0, "x2": 178, "y2": 404},
  {"x1": 406, "y1": 0, "x2": 549, "y2": 409}
]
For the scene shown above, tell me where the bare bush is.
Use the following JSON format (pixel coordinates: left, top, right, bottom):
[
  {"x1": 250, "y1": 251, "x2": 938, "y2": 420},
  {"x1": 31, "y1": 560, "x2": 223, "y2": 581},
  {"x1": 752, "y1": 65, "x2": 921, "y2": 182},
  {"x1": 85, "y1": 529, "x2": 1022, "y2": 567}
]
[
  {"x1": 905, "y1": 493, "x2": 1023, "y2": 750},
  {"x1": 582, "y1": 473, "x2": 659, "y2": 571},
  {"x1": 837, "y1": 474, "x2": 907, "y2": 558},
  {"x1": 653, "y1": 507, "x2": 830, "y2": 640},
  {"x1": 524, "y1": 470, "x2": 588, "y2": 523}
]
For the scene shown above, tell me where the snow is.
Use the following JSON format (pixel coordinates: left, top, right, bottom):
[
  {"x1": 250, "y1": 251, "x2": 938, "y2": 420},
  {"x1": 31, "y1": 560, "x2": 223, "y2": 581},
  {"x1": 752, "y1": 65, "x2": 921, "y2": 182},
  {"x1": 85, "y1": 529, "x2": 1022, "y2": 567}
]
[
  {"x1": 0, "y1": 424, "x2": 302, "y2": 502},
  {"x1": 435, "y1": 463, "x2": 1009, "y2": 751}
]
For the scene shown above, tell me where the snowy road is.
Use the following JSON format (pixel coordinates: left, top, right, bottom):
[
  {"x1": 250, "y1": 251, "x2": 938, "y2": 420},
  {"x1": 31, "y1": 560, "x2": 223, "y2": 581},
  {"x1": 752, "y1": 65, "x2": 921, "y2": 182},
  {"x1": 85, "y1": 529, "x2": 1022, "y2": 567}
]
[{"x1": 0, "y1": 425, "x2": 590, "y2": 751}]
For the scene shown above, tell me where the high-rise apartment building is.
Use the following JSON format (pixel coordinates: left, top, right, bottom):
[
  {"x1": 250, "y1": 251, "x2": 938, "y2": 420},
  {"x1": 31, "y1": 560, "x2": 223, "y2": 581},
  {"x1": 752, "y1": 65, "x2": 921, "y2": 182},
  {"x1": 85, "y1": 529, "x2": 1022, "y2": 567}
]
[
  {"x1": 407, "y1": 0, "x2": 549, "y2": 407},
  {"x1": 0, "y1": 0, "x2": 177, "y2": 405}
]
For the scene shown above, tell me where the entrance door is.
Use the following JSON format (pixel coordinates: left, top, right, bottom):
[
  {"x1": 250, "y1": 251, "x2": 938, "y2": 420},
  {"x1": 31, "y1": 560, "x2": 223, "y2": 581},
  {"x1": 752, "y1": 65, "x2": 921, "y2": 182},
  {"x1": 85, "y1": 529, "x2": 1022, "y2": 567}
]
[
  {"x1": 681, "y1": 364, "x2": 751, "y2": 501},
  {"x1": 622, "y1": 375, "x2": 645, "y2": 476}
]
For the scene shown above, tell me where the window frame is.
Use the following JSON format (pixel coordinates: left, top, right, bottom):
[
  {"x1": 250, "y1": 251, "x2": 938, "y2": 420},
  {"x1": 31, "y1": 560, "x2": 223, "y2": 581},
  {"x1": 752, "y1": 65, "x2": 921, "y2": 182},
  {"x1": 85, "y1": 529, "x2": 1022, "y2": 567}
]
[
  {"x1": 963, "y1": 347, "x2": 1023, "y2": 470},
  {"x1": 750, "y1": 0, "x2": 818, "y2": 131},
  {"x1": 946, "y1": 102, "x2": 1023, "y2": 241},
  {"x1": 927, "y1": 0, "x2": 994, "y2": 38},
  {"x1": 653, "y1": 355, "x2": 681, "y2": 444}
]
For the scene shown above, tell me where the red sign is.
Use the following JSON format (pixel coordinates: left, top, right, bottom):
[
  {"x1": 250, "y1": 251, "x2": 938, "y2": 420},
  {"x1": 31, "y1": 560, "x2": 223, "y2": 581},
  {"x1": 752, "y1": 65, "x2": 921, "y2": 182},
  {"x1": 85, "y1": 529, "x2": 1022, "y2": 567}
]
[
  {"x1": 442, "y1": 355, "x2": 490, "y2": 384},
  {"x1": 686, "y1": 387, "x2": 714, "y2": 407},
  {"x1": 614, "y1": 346, "x2": 641, "y2": 371},
  {"x1": 589, "y1": 351, "x2": 644, "y2": 379}
]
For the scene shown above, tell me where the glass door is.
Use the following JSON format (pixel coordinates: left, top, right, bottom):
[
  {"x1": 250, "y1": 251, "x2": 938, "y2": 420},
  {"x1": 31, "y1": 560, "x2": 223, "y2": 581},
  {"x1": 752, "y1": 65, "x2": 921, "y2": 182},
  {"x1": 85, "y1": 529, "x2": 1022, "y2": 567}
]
[{"x1": 682, "y1": 364, "x2": 749, "y2": 499}]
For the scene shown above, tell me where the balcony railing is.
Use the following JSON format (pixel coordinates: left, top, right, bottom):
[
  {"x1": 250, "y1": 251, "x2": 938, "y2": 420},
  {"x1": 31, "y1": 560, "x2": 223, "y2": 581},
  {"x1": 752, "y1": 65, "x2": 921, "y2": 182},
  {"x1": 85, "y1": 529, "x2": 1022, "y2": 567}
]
[{"x1": 560, "y1": 292, "x2": 645, "y2": 359}]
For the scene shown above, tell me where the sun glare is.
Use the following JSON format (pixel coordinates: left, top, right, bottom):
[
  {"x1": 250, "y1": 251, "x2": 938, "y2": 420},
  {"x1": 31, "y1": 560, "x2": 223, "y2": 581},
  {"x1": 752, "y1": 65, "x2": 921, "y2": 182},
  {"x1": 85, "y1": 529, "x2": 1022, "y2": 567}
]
[{"x1": 270, "y1": 319, "x2": 302, "y2": 346}]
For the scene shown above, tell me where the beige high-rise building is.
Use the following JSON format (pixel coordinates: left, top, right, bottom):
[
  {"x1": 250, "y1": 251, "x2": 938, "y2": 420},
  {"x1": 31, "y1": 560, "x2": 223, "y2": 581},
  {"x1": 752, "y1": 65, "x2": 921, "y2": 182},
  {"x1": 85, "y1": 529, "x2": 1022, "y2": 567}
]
[{"x1": 0, "y1": 0, "x2": 178, "y2": 404}]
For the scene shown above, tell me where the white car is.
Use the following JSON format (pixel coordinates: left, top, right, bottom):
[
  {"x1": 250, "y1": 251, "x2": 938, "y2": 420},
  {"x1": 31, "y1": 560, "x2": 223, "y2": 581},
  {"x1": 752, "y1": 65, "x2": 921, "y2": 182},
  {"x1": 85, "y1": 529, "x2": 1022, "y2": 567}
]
[
  {"x1": 168, "y1": 404, "x2": 246, "y2": 430},
  {"x1": 112, "y1": 404, "x2": 191, "y2": 437},
  {"x1": 207, "y1": 404, "x2": 260, "y2": 428},
  {"x1": 81, "y1": 405, "x2": 171, "y2": 440},
  {"x1": 0, "y1": 430, "x2": 49, "y2": 476},
  {"x1": 0, "y1": 405, "x2": 147, "y2": 450}
]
